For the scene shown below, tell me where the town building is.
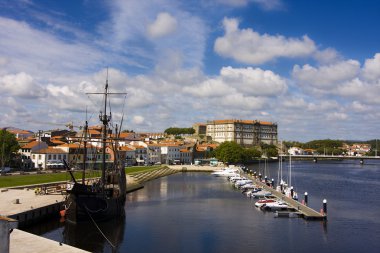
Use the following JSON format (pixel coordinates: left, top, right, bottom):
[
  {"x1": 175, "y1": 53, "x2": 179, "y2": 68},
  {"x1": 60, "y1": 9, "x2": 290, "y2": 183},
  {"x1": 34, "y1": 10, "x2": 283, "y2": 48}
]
[
  {"x1": 160, "y1": 143, "x2": 183, "y2": 164},
  {"x1": 192, "y1": 123, "x2": 206, "y2": 135},
  {"x1": 19, "y1": 140, "x2": 48, "y2": 169},
  {"x1": 344, "y1": 143, "x2": 371, "y2": 156},
  {"x1": 206, "y1": 119, "x2": 277, "y2": 147},
  {"x1": 31, "y1": 147, "x2": 67, "y2": 170}
]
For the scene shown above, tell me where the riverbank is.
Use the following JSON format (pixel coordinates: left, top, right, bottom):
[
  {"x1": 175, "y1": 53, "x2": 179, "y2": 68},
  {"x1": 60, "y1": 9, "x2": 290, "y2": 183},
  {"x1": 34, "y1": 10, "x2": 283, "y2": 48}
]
[{"x1": 1, "y1": 165, "x2": 220, "y2": 253}]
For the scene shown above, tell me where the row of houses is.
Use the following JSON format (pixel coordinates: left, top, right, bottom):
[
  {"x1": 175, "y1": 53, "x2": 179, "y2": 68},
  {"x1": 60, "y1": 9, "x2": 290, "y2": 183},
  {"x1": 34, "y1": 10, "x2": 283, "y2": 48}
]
[
  {"x1": 288, "y1": 143, "x2": 372, "y2": 156},
  {"x1": 16, "y1": 128, "x2": 218, "y2": 170},
  {"x1": 7, "y1": 118, "x2": 278, "y2": 170}
]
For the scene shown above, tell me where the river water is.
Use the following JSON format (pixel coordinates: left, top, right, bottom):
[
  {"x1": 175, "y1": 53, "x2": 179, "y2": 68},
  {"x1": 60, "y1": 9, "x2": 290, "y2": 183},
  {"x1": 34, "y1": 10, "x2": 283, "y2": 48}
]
[{"x1": 24, "y1": 160, "x2": 380, "y2": 253}]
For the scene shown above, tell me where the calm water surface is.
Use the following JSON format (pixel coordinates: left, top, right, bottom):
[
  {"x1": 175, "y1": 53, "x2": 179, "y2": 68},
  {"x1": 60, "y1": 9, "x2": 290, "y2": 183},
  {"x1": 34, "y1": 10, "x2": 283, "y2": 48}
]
[{"x1": 25, "y1": 160, "x2": 380, "y2": 253}]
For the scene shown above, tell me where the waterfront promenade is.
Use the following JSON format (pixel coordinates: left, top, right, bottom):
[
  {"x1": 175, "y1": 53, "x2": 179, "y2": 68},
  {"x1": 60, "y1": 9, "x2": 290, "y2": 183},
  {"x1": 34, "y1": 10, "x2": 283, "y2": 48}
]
[
  {"x1": 0, "y1": 165, "x2": 219, "y2": 253},
  {"x1": 10, "y1": 229, "x2": 90, "y2": 253}
]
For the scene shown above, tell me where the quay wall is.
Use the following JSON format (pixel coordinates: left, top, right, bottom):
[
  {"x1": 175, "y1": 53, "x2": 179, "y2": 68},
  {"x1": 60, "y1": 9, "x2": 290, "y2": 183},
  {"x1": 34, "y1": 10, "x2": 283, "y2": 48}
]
[
  {"x1": 1, "y1": 166, "x2": 219, "y2": 228},
  {"x1": 8, "y1": 202, "x2": 62, "y2": 228}
]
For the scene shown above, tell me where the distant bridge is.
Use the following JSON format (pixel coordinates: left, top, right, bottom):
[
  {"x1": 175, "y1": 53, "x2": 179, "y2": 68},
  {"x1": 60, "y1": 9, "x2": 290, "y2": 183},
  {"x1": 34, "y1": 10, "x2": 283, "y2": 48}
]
[{"x1": 279, "y1": 154, "x2": 380, "y2": 164}]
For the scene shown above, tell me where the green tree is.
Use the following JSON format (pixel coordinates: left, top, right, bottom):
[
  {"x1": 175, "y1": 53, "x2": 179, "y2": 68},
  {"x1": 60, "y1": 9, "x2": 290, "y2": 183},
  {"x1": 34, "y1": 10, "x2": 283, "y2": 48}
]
[
  {"x1": 0, "y1": 129, "x2": 20, "y2": 167},
  {"x1": 214, "y1": 142, "x2": 243, "y2": 164},
  {"x1": 214, "y1": 142, "x2": 262, "y2": 163},
  {"x1": 164, "y1": 127, "x2": 195, "y2": 135},
  {"x1": 243, "y1": 147, "x2": 262, "y2": 161}
]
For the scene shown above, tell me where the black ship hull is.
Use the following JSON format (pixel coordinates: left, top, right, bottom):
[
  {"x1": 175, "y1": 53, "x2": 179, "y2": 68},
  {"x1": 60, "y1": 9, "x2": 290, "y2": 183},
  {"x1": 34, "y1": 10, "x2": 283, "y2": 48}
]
[{"x1": 66, "y1": 184, "x2": 125, "y2": 224}]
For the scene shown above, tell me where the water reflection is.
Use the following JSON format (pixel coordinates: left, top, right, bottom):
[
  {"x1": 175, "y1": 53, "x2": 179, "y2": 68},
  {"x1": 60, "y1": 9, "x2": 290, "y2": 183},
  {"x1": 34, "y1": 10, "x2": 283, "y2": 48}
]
[
  {"x1": 63, "y1": 216, "x2": 125, "y2": 253},
  {"x1": 23, "y1": 161, "x2": 380, "y2": 253}
]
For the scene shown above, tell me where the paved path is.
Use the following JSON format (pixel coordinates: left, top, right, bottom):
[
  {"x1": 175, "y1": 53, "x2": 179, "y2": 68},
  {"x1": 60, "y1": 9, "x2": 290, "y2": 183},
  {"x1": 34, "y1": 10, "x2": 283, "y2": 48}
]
[
  {"x1": 0, "y1": 188, "x2": 65, "y2": 217},
  {"x1": 10, "y1": 229, "x2": 89, "y2": 253}
]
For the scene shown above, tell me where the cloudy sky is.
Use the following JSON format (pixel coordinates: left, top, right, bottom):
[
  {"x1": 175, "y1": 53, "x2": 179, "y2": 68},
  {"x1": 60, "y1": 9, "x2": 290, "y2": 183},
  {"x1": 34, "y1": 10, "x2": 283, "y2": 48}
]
[{"x1": 1, "y1": 0, "x2": 379, "y2": 142}]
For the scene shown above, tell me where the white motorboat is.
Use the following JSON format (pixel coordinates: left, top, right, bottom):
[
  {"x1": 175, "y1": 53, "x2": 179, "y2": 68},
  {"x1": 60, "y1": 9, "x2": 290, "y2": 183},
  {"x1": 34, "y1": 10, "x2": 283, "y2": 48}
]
[
  {"x1": 251, "y1": 190, "x2": 272, "y2": 198},
  {"x1": 211, "y1": 168, "x2": 239, "y2": 177},
  {"x1": 240, "y1": 183, "x2": 256, "y2": 190},
  {"x1": 254, "y1": 198, "x2": 277, "y2": 208},
  {"x1": 243, "y1": 187, "x2": 262, "y2": 197},
  {"x1": 234, "y1": 179, "x2": 253, "y2": 188},
  {"x1": 228, "y1": 175, "x2": 245, "y2": 182},
  {"x1": 261, "y1": 201, "x2": 288, "y2": 211}
]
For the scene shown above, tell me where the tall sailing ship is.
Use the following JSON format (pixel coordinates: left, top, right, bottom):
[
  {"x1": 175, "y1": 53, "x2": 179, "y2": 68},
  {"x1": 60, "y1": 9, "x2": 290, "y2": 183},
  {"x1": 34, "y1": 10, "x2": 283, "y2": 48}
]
[{"x1": 64, "y1": 78, "x2": 127, "y2": 224}]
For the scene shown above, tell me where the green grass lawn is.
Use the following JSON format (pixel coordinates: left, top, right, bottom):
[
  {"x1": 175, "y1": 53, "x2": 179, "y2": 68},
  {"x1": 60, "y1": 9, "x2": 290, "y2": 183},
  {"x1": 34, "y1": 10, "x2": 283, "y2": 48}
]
[
  {"x1": 125, "y1": 165, "x2": 162, "y2": 174},
  {"x1": 0, "y1": 166, "x2": 163, "y2": 188}
]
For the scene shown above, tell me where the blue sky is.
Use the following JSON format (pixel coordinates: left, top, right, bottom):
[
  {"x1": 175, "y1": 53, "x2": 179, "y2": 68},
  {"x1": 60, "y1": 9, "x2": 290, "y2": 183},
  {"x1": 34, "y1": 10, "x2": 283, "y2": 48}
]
[{"x1": 0, "y1": 0, "x2": 379, "y2": 142}]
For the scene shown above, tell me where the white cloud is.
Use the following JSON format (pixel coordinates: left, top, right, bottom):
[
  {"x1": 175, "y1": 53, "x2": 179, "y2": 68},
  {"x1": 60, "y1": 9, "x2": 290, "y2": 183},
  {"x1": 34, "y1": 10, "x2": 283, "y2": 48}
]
[
  {"x1": 217, "y1": 0, "x2": 283, "y2": 10},
  {"x1": 183, "y1": 66, "x2": 287, "y2": 98},
  {"x1": 308, "y1": 100, "x2": 339, "y2": 111},
  {"x1": 326, "y1": 112, "x2": 348, "y2": 121},
  {"x1": 46, "y1": 85, "x2": 76, "y2": 98},
  {"x1": 183, "y1": 78, "x2": 234, "y2": 97},
  {"x1": 132, "y1": 115, "x2": 145, "y2": 125},
  {"x1": 251, "y1": 0, "x2": 283, "y2": 10},
  {"x1": 362, "y1": 53, "x2": 380, "y2": 82},
  {"x1": 0, "y1": 72, "x2": 46, "y2": 98},
  {"x1": 282, "y1": 97, "x2": 307, "y2": 108},
  {"x1": 147, "y1": 12, "x2": 178, "y2": 38},
  {"x1": 351, "y1": 101, "x2": 370, "y2": 112},
  {"x1": 292, "y1": 60, "x2": 360, "y2": 89},
  {"x1": 0, "y1": 17, "x2": 103, "y2": 76},
  {"x1": 220, "y1": 66, "x2": 287, "y2": 96},
  {"x1": 104, "y1": 0, "x2": 207, "y2": 69},
  {"x1": 214, "y1": 17, "x2": 316, "y2": 64},
  {"x1": 219, "y1": 93, "x2": 267, "y2": 110},
  {"x1": 313, "y1": 47, "x2": 340, "y2": 64}
]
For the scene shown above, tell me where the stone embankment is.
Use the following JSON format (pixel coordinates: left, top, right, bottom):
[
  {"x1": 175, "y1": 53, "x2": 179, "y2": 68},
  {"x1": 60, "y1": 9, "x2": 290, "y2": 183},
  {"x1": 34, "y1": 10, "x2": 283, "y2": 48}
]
[
  {"x1": 126, "y1": 165, "x2": 219, "y2": 191},
  {"x1": 0, "y1": 165, "x2": 219, "y2": 253}
]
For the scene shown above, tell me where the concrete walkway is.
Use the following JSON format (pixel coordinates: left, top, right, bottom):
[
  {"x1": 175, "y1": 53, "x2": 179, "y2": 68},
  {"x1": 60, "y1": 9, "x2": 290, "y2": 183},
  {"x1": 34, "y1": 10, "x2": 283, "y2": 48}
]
[
  {"x1": 168, "y1": 164, "x2": 221, "y2": 172},
  {"x1": 10, "y1": 229, "x2": 89, "y2": 253},
  {"x1": 0, "y1": 188, "x2": 65, "y2": 217}
]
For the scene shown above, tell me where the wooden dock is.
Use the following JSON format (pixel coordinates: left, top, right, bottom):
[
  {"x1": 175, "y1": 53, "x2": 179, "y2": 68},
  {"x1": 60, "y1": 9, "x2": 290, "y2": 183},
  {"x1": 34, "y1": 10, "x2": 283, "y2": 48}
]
[{"x1": 245, "y1": 173, "x2": 326, "y2": 220}]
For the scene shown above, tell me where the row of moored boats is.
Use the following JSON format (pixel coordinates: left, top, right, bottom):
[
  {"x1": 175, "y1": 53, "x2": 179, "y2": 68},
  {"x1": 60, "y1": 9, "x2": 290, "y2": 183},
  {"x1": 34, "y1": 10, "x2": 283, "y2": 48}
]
[{"x1": 211, "y1": 166, "x2": 300, "y2": 215}]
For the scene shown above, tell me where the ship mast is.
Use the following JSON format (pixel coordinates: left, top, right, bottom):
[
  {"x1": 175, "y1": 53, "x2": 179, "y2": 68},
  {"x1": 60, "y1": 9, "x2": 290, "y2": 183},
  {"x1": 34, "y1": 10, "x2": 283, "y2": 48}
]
[
  {"x1": 86, "y1": 70, "x2": 127, "y2": 192},
  {"x1": 100, "y1": 79, "x2": 111, "y2": 191},
  {"x1": 82, "y1": 120, "x2": 88, "y2": 184}
]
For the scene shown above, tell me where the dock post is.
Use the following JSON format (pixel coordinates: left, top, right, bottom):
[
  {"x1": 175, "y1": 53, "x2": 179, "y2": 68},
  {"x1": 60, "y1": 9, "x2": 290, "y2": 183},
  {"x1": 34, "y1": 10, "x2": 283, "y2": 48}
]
[
  {"x1": 271, "y1": 178, "x2": 274, "y2": 188},
  {"x1": 304, "y1": 192, "x2": 308, "y2": 206},
  {"x1": 0, "y1": 216, "x2": 18, "y2": 253},
  {"x1": 323, "y1": 199, "x2": 327, "y2": 215}
]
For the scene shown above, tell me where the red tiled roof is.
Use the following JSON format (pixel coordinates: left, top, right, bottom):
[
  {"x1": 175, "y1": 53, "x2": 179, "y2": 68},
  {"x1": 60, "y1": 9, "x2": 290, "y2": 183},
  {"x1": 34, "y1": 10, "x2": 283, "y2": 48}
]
[
  {"x1": 21, "y1": 141, "x2": 42, "y2": 149},
  {"x1": 35, "y1": 148, "x2": 66, "y2": 154}
]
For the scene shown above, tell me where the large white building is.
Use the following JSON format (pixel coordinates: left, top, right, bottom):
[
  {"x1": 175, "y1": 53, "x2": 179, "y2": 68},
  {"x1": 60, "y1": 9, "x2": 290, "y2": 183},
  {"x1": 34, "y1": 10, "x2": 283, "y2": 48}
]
[{"x1": 206, "y1": 119, "x2": 278, "y2": 146}]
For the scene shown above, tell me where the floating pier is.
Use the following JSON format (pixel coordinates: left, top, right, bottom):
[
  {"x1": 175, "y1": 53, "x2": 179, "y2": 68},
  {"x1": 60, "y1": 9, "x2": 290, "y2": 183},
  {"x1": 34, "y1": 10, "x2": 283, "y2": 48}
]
[{"x1": 246, "y1": 173, "x2": 327, "y2": 220}]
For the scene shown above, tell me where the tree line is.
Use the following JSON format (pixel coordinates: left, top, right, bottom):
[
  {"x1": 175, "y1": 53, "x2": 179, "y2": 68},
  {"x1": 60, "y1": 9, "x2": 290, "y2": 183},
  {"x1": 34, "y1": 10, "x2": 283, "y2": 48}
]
[
  {"x1": 164, "y1": 127, "x2": 195, "y2": 135},
  {"x1": 282, "y1": 139, "x2": 379, "y2": 155},
  {"x1": 211, "y1": 141, "x2": 278, "y2": 164}
]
